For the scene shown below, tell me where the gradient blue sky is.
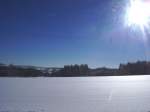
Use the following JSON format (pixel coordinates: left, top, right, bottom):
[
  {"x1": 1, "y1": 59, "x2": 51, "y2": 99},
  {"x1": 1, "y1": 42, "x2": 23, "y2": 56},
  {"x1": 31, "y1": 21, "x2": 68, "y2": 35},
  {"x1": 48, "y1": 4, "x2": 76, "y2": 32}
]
[{"x1": 0, "y1": 0, "x2": 149, "y2": 68}]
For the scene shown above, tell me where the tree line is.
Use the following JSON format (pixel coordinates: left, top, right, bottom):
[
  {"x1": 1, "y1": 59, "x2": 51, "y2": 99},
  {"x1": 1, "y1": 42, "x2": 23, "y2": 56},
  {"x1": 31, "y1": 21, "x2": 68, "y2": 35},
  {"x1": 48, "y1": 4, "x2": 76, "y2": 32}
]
[
  {"x1": 0, "y1": 61, "x2": 150, "y2": 77},
  {"x1": 51, "y1": 64, "x2": 89, "y2": 77},
  {"x1": 0, "y1": 64, "x2": 44, "y2": 77},
  {"x1": 119, "y1": 61, "x2": 150, "y2": 75}
]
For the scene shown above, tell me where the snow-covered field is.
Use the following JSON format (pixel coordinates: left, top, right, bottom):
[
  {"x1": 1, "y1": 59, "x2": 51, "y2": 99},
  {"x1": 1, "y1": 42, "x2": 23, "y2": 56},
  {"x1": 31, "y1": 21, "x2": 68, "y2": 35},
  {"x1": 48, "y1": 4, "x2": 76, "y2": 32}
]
[{"x1": 0, "y1": 76, "x2": 150, "y2": 112}]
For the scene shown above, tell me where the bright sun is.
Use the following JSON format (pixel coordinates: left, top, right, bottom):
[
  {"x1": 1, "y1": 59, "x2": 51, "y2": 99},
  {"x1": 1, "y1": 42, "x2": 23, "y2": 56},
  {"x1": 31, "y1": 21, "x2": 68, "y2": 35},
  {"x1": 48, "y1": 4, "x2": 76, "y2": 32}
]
[{"x1": 126, "y1": 0, "x2": 150, "y2": 28}]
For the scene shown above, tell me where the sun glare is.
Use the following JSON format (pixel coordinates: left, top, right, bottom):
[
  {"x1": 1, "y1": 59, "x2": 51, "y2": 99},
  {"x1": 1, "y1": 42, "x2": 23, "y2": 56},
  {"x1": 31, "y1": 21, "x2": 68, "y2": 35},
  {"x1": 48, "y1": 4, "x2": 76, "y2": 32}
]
[{"x1": 126, "y1": 0, "x2": 150, "y2": 28}]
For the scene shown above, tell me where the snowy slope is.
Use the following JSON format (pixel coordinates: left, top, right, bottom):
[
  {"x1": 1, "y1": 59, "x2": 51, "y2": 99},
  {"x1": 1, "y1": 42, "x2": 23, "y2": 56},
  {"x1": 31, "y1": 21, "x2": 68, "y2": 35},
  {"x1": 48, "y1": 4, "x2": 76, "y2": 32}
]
[{"x1": 0, "y1": 76, "x2": 150, "y2": 112}]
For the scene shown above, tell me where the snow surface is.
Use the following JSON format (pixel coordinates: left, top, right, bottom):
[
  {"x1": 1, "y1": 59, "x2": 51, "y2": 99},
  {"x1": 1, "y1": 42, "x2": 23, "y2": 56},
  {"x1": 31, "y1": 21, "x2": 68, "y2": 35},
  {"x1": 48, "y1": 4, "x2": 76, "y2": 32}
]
[{"x1": 0, "y1": 76, "x2": 150, "y2": 112}]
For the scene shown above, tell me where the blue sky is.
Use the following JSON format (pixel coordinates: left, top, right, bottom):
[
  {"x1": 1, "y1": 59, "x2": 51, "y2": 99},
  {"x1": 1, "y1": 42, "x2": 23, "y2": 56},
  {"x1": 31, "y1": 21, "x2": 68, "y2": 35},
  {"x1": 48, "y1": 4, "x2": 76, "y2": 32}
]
[{"x1": 0, "y1": 0, "x2": 149, "y2": 68}]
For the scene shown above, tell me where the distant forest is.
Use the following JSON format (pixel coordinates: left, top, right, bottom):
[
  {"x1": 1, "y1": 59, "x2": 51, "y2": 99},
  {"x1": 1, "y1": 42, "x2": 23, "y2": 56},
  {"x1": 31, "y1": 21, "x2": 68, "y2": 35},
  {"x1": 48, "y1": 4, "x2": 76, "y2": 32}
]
[{"x1": 0, "y1": 61, "x2": 150, "y2": 77}]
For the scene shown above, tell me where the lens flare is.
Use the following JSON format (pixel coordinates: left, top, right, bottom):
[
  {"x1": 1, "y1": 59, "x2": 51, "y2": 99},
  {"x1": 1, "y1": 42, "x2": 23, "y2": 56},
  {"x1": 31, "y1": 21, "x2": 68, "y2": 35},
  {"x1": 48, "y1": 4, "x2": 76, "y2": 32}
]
[
  {"x1": 125, "y1": 0, "x2": 150, "y2": 29},
  {"x1": 125, "y1": 0, "x2": 150, "y2": 59}
]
